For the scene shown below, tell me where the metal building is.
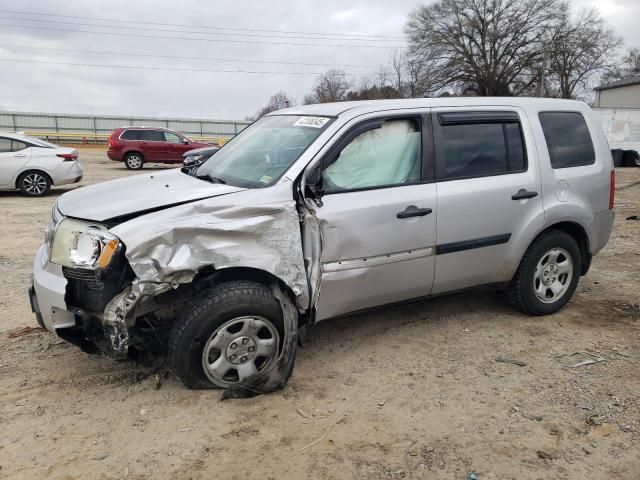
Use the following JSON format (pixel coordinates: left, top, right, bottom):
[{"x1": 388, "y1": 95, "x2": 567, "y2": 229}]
[{"x1": 594, "y1": 75, "x2": 640, "y2": 109}]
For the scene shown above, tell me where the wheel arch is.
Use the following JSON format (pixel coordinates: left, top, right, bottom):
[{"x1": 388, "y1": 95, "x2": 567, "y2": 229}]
[
  {"x1": 15, "y1": 169, "x2": 53, "y2": 188},
  {"x1": 124, "y1": 150, "x2": 144, "y2": 160},
  {"x1": 192, "y1": 266, "x2": 302, "y2": 316},
  {"x1": 528, "y1": 221, "x2": 591, "y2": 276}
]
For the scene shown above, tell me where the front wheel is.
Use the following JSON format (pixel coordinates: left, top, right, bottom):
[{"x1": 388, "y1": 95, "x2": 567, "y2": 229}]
[
  {"x1": 168, "y1": 281, "x2": 286, "y2": 389},
  {"x1": 507, "y1": 230, "x2": 581, "y2": 316}
]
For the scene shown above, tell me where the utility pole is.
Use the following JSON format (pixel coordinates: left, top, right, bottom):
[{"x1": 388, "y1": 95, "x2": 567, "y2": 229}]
[{"x1": 539, "y1": 50, "x2": 549, "y2": 97}]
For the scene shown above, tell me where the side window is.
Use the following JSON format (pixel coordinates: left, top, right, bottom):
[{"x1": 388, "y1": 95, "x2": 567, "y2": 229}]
[
  {"x1": 322, "y1": 118, "x2": 421, "y2": 193},
  {"x1": 0, "y1": 137, "x2": 13, "y2": 153},
  {"x1": 436, "y1": 114, "x2": 527, "y2": 181},
  {"x1": 538, "y1": 112, "x2": 595, "y2": 169},
  {"x1": 121, "y1": 130, "x2": 142, "y2": 140},
  {"x1": 164, "y1": 132, "x2": 182, "y2": 143},
  {"x1": 142, "y1": 130, "x2": 165, "y2": 141},
  {"x1": 0, "y1": 138, "x2": 27, "y2": 153}
]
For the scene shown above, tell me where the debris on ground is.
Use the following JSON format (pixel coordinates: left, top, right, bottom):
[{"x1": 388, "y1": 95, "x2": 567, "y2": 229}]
[
  {"x1": 558, "y1": 351, "x2": 606, "y2": 368},
  {"x1": 495, "y1": 356, "x2": 527, "y2": 367},
  {"x1": 7, "y1": 326, "x2": 45, "y2": 338}
]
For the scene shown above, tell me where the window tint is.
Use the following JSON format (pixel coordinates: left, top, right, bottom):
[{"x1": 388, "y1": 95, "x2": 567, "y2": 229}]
[
  {"x1": 0, "y1": 137, "x2": 12, "y2": 153},
  {"x1": 121, "y1": 130, "x2": 143, "y2": 140},
  {"x1": 539, "y1": 112, "x2": 595, "y2": 168},
  {"x1": 440, "y1": 123, "x2": 507, "y2": 179},
  {"x1": 0, "y1": 138, "x2": 27, "y2": 153},
  {"x1": 506, "y1": 123, "x2": 526, "y2": 172},
  {"x1": 322, "y1": 118, "x2": 421, "y2": 193},
  {"x1": 142, "y1": 130, "x2": 165, "y2": 141},
  {"x1": 437, "y1": 118, "x2": 527, "y2": 180},
  {"x1": 164, "y1": 132, "x2": 182, "y2": 143}
]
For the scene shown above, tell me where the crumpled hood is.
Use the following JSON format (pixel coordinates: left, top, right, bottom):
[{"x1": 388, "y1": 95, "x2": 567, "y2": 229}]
[{"x1": 56, "y1": 169, "x2": 244, "y2": 222}]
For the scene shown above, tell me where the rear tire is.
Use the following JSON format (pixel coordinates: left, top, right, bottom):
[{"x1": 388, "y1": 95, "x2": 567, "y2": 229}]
[
  {"x1": 18, "y1": 171, "x2": 51, "y2": 196},
  {"x1": 124, "y1": 152, "x2": 144, "y2": 170},
  {"x1": 168, "y1": 281, "x2": 285, "y2": 389},
  {"x1": 507, "y1": 230, "x2": 581, "y2": 316}
]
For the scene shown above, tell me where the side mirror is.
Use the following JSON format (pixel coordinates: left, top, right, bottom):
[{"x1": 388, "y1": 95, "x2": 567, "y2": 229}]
[
  {"x1": 182, "y1": 138, "x2": 190, "y2": 145},
  {"x1": 305, "y1": 175, "x2": 324, "y2": 206}
]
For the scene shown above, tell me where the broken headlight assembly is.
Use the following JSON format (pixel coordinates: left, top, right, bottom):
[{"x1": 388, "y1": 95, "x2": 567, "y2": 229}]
[{"x1": 49, "y1": 218, "x2": 120, "y2": 269}]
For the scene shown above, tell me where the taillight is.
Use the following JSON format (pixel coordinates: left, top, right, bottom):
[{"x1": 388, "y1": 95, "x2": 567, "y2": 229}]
[
  {"x1": 56, "y1": 153, "x2": 77, "y2": 162},
  {"x1": 108, "y1": 138, "x2": 115, "y2": 148},
  {"x1": 609, "y1": 169, "x2": 615, "y2": 209}
]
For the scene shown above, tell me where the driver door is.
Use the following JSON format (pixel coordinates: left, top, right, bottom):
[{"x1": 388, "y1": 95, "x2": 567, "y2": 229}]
[{"x1": 309, "y1": 114, "x2": 437, "y2": 321}]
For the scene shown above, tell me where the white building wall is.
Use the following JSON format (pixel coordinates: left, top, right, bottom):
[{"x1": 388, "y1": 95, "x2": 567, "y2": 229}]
[{"x1": 592, "y1": 108, "x2": 640, "y2": 151}]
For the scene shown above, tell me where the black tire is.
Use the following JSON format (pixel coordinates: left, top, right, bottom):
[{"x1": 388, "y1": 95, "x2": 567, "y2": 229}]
[
  {"x1": 124, "y1": 152, "x2": 144, "y2": 170},
  {"x1": 622, "y1": 150, "x2": 640, "y2": 167},
  {"x1": 507, "y1": 230, "x2": 581, "y2": 316},
  {"x1": 18, "y1": 171, "x2": 51, "y2": 196},
  {"x1": 168, "y1": 280, "x2": 285, "y2": 389}
]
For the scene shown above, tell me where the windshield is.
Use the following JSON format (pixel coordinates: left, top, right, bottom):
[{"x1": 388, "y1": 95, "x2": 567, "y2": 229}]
[{"x1": 196, "y1": 115, "x2": 333, "y2": 188}]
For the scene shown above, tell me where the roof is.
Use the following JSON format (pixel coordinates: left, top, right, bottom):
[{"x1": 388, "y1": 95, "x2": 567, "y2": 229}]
[
  {"x1": 271, "y1": 97, "x2": 588, "y2": 118},
  {"x1": 594, "y1": 74, "x2": 640, "y2": 91}
]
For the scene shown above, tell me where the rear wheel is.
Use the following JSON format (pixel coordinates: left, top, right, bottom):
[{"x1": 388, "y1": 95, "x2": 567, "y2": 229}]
[
  {"x1": 507, "y1": 230, "x2": 581, "y2": 316},
  {"x1": 18, "y1": 171, "x2": 51, "y2": 196},
  {"x1": 124, "y1": 152, "x2": 144, "y2": 170},
  {"x1": 168, "y1": 281, "x2": 284, "y2": 389}
]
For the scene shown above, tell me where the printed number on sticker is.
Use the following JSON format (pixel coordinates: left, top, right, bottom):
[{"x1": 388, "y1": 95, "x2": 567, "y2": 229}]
[{"x1": 293, "y1": 117, "x2": 329, "y2": 128}]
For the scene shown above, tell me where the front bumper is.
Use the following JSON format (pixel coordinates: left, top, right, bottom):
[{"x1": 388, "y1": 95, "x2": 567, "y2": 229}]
[{"x1": 31, "y1": 244, "x2": 75, "y2": 332}]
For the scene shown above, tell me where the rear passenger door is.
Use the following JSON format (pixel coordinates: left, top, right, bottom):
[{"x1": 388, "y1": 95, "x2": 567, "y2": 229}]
[
  {"x1": 141, "y1": 130, "x2": 167, "y2": 162},
  {"x1": 0, "y1": 137, "x2": 30, "y2": 187},
  {"x1": 431, "y1": 109, "x2": 545, "y2": 294}
]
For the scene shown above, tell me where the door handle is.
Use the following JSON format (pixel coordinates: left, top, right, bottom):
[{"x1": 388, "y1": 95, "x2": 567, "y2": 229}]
[
  {"x1": 14, "y1": 153, "x2": 27, "y2": 157},
  {"x1": 511, "y1": 189, "x2": 538, "y2": 200},
  {"x1": 397, "y1": 205, "x2": 433, "y2": 219}
]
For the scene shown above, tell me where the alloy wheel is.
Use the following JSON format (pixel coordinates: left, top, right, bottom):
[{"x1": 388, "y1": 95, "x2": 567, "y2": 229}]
[{"x1": 23, "y1": 173, "x2": 48, "y2": 195}]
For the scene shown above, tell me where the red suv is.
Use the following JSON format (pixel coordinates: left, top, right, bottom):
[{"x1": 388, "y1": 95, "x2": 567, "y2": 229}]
[{"x1": 107, "y1": 127, "x2": 213, "y2": 169}]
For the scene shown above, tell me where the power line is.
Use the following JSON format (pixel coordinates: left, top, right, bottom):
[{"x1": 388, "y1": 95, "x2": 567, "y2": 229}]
[
  {"x1": 0, "y1": 23, "x2": 405, "y2": 49},
  {"x1": 0, "y1": 15, "x2": 399, "y2": 44},
  {"x1": 0, "y1": 44, "x2": 377, "y2": 69},
  {"x1": 0, "y1": 57, "x2": 367, "y2": 76},
  {"x1": 0, "y1": 9, "x2": 405, "y2": 40}
]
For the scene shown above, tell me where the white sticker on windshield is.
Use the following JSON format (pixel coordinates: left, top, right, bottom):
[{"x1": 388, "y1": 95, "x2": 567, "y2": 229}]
[{"x1": 293, "y1": 117, "x2": 329, "y2": 128}]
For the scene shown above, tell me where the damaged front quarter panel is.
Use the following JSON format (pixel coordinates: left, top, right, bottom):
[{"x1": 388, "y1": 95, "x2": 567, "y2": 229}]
[{"x1": 106, "y1": 181, "x2": 310, "y2": 361}]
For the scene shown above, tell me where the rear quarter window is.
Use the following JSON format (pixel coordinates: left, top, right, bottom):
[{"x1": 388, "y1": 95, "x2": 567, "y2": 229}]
[{"x1": 538, "y1": 112, "x2": 595, "y2": 169}]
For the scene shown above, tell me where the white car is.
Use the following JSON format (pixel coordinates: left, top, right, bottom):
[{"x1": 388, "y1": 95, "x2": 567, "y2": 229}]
[{"x1": 0, "y1": 132, "x2": 83, "y2": 196}]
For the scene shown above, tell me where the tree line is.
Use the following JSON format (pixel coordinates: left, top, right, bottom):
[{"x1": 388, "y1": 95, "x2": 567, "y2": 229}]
[{"x1": 249, "y1": 0, "x2": 639, "y2": 119}]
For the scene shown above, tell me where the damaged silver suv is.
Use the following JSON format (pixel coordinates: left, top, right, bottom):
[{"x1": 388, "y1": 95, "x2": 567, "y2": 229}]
[{"x1": 30, "y1": 98, "x2": 615, "y2": 394}]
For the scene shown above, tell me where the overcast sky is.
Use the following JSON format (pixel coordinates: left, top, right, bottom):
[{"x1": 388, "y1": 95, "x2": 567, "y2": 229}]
[{"x1": 0, "y1": 0, "x2": 638, "y2": 120}]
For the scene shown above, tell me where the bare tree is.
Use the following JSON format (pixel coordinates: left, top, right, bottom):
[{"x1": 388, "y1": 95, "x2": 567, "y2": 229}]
[
  {"x1": 406, "y1": 0, "x2": 563, "y2": 96},
  {"x1": 601, "y1": 47, "x2": 640, "y2": 84},
  {"x1": 303, "y1": 69, "x2": 353, "y2": 104},
  {"x1": 545, "y1": 6, "x2": 621, "y2": 99},
  {"x1": 248, "y1": 91, "x2": 295, "y2": 120}
]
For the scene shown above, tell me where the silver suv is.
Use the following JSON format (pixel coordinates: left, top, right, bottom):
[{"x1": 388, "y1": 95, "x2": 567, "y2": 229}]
[{"x1": 30, "y1": 98, "x2": 615, "y2": 394}]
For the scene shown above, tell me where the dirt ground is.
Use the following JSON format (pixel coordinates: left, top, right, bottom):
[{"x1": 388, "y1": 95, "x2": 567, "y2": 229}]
[{"x1": 0, "y1": 147, "x2": 638, "y2": 480}]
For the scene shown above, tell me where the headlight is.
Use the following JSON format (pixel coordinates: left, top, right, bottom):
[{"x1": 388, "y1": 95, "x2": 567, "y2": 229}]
[
  {"x1": 44, "y1": 201, "x2": 64, "y2": 246},
  {"x1": 50, "y1": 218, "x2": 120, "y2": 269},
  {"x1": 184, "y1": 154, "x2": 203, "y2": 166}
]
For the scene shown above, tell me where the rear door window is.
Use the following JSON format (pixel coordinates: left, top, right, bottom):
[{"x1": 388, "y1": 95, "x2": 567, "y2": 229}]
[
  {"x1": 0, "y1": 138, "x2": 27, "y2": 153},
  {"x1": 143, "y1": 130, "x2": 166, "y2": 142},
  {"x1": 538, "y1": 112, "x2": 595, "y2": 169},
  {"x1": 434, "y1": 112, "x2": 527, "y2": 181}
]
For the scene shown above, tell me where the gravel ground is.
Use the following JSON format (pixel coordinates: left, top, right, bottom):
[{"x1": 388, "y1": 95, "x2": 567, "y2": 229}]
[{"x1": 0, "y1": 148, "x2": 638, "y2": 479}]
